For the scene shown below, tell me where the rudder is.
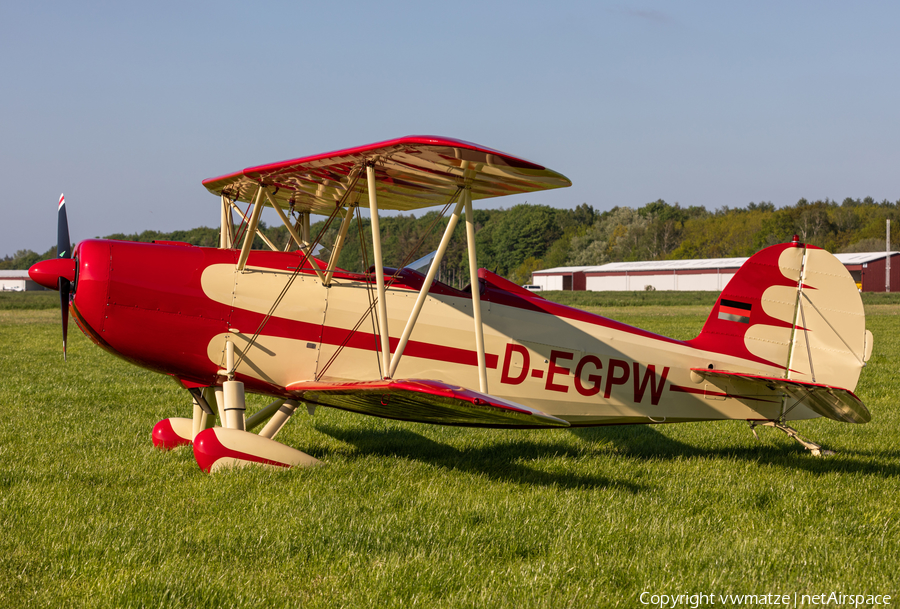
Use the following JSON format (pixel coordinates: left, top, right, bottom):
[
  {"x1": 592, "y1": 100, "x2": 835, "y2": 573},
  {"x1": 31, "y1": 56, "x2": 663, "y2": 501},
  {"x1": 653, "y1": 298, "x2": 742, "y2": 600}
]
[{"x1": 688, "y1": 238, "x2": 872, "y2": 392}]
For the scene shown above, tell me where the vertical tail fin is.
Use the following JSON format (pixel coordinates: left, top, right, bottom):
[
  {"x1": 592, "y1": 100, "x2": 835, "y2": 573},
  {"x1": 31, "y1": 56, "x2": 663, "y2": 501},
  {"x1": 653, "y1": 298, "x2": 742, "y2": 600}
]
[{"x1": 688, "y1": 239, "x2": 870, "y2": 392}]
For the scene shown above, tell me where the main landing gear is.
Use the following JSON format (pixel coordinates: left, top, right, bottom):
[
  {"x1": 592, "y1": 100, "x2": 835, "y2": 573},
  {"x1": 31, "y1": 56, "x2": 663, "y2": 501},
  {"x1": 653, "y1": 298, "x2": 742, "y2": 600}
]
[
  {"x1": 152, "y1": 380, "x2": 321, "y2": 473},
  {"x1": 748, "y1": 421, "x2": 835, "y2": 457}
]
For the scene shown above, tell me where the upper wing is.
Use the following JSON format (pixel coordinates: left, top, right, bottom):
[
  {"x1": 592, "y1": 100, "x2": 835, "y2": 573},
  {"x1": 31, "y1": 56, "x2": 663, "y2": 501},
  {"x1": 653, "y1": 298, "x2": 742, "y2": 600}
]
[
  {"x1": 285, "y1": 378, "x2": 570, "y2": 428},
  {"x1": 693, "y1": 369, "x2": 870, "y2": 424},
  {"x1": 202, "y1": 135, "x2": 572, "y2": 214}
]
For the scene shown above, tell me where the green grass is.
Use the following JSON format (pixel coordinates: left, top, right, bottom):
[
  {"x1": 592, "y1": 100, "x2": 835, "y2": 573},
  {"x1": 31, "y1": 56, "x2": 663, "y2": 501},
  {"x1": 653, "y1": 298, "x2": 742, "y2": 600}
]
[
  {"x1": 541, "y1": 290, "x2": 721, "y2": 308},
  {"x1": 541, "y1": 289, "x2": 900, "y2": 308},
  {"x1": 860, "y1": 291, "x2": 900, "y2": 305},
  {"x1": 4, "y1": 289, "x2": 900, "y2": 311},
  {"x1": 0, "y1": 291, "x2": 57, "y2": 310},
  {"x1": 1, "y1": 307, "x2": 898, "y2": 608}
]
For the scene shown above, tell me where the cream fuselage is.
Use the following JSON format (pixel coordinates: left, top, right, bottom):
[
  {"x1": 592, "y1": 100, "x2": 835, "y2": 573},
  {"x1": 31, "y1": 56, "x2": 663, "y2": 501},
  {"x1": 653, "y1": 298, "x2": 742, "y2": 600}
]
[
  {"x1": 202, "y1": 262, "x2": 814, "y2": 426},
  {"x1": 71, "y1": 240, "x2": 829, "y2": 427}
]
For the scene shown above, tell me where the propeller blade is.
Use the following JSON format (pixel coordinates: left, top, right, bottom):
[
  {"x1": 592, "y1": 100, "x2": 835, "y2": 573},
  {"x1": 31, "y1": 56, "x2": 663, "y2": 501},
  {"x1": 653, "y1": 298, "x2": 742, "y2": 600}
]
[
  {"x1": 57, "y1": 193, "x2": 71, "y2": 259},
  {"x1": 58, "y1": 193, "x2": 71, "y2": 360},
  {"x1": 59, "y1": 276, "x2": 70, "y2": 361},
  {"x1": 28, "y1": 194, "x2": 77, "y2": 360}
]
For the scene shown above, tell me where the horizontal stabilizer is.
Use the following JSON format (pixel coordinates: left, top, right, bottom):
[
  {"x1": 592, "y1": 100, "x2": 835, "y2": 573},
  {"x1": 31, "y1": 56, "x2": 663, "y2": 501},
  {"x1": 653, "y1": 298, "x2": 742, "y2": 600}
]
[
  {"x1": 285, "y1": 378, "x2": 570, "y2": 428},
  {"x1": 693, "y1": 369, "x2": 870, "y2": 424}
]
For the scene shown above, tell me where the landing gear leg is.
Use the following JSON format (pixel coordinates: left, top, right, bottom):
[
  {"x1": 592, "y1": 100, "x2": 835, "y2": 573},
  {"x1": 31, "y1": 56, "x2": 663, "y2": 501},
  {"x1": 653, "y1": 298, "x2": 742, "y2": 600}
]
[
  {"x1": 748, "y1": 421, "x2": 834, "y2": 456},
  {"x1": 191, "y1": 387, "x2": 217, "y2": 440},
  {"x1": 152, "y1": 386, "x2": 216, "y2": 450}
]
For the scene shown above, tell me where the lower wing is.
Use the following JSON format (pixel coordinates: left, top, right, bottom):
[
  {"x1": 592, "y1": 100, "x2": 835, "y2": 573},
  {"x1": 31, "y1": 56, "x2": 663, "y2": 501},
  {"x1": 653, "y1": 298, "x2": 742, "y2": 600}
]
[{"x1": 285, "y1": 378, "x2": 570, "y2": 428}]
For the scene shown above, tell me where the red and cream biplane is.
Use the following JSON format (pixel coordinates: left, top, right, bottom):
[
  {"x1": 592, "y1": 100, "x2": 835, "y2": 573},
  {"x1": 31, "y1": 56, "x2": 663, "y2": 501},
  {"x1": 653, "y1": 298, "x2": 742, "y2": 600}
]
[{"x1": 30, "y1": 136, "x2": 874, "y2": 472}]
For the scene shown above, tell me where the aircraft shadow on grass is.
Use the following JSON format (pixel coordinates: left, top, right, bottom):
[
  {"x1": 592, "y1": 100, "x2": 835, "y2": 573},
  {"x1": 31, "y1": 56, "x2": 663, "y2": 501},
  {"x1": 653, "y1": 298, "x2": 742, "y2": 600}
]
[
  {"x1": 313, "y1": 423, "x2": 646, "y2": 493},
  {"x1": 570, "y1": 424, "x2": 900, "y2": 479},
  {"x1": 313, "y1": 422, "x2": 900, "y2": 488}
]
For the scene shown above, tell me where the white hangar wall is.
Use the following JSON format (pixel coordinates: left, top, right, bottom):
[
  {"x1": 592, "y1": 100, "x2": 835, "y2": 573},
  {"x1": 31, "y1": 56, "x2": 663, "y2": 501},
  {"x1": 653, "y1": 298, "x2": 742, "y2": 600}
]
[
  {"x1": 533, "y1": 274, "x2": 564, "y2": 291},
  {"x1": 532, "y1": 252, "x2": 897, "y2": 292},
  {"x1": 0, "y1": 270, "x2": 44, "y2": 291},
  {"x1": 533, "y1": 258, "x2": 748, "y2": 292},
  {"x1": 584, "y1": 270, "x2": 739, "y2": 291}
]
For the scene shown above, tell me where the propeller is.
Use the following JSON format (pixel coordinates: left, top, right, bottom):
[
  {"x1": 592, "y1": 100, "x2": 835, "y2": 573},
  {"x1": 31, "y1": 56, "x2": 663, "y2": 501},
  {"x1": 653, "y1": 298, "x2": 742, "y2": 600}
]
[
  {"x1": 28, "y1": 194, "x2": 76, "y2": 360},
  {"x1": 58, "y1": 194, "x2": 71, "y2": 360}
]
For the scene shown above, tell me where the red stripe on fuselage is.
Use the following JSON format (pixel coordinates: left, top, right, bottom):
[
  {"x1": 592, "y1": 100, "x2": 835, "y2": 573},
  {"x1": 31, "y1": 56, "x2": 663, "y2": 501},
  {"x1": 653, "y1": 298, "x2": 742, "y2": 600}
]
[
  {"x1": 243, "y1": 314, "x2": 500, "y2": 370},
  {"x1": 75, "y1": 240, "x2": 698, "y2": 391}
]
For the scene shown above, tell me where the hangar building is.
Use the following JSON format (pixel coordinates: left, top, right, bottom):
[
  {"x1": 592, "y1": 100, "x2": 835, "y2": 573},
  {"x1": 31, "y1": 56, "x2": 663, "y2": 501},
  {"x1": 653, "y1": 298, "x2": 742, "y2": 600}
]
[
  {"x1": 0, "y1": 270, "x2": 46, "y2": 291},
  {"x1": 528, "y1": 266, "x2": 587, "y2": 291},
  {"x1": 531, "y1": 251, "x2": 899, "y2": 292}
]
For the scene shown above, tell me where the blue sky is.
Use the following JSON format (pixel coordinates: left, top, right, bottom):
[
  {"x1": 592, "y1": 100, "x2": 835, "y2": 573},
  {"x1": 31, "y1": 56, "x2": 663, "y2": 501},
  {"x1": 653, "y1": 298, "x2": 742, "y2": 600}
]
[{"x1": 2, "y1": 1, "x2": 899, "y2": 257}]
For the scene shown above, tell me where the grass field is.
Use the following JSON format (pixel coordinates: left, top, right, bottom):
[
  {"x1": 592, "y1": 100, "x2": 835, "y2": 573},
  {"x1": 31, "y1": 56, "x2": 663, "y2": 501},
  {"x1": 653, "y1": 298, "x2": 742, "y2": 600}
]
[
  {"x1": 4, "y1": 289, "x2": 900, "y2": 310},
  {"x1": 0, "y1": 291, "x2": 59, "y2": 310},
  {"x1": 540, "y1": 290, "x2": 900, "y2": 308},
  {"x1": 1, "y1": 300, "x2": 898, "y2": 608}
]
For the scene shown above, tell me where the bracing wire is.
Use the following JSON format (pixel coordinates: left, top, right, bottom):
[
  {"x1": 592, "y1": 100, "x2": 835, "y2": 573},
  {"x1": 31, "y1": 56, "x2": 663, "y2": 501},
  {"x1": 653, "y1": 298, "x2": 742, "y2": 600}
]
[
  {"x1": 231, "y1": 198, "x2": 255, "y2": 247},
  {"x1": 357, "y1": 204, "x2": 382, "y2": 378},
  {"x1": 314, "y1": 187, "x2": 462, "y2": 381},
  {"x1": 231, "y1": 169, "x2": 363, "y2": 372}
]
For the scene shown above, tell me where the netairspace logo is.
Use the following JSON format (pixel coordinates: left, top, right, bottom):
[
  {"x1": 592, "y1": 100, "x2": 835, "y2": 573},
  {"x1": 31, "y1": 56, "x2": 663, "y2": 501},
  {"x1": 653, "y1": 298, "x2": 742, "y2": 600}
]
[{"x1": 639, "y1": 591, "x2": 892, "y2": 608}]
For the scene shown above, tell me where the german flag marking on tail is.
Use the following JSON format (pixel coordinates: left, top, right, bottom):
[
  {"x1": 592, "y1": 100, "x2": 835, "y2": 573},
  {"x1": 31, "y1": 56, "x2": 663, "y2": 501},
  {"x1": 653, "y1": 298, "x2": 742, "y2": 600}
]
[{"x1": 718, "y1": 299, "x2": 752, "y2": 324}]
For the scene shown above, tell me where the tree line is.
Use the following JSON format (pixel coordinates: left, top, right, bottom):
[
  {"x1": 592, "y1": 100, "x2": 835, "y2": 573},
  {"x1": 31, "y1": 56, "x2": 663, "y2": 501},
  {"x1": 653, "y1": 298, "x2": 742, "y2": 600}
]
[{"x1": 5, "y1": 197, "x2": 898, "y2": 288}]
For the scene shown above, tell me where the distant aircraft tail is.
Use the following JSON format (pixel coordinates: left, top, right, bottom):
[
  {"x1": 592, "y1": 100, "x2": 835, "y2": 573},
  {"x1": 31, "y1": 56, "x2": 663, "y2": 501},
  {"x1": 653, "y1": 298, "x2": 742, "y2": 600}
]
[{"x1": 688, "y1": 238, "x2": 873, "y2": 393}]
